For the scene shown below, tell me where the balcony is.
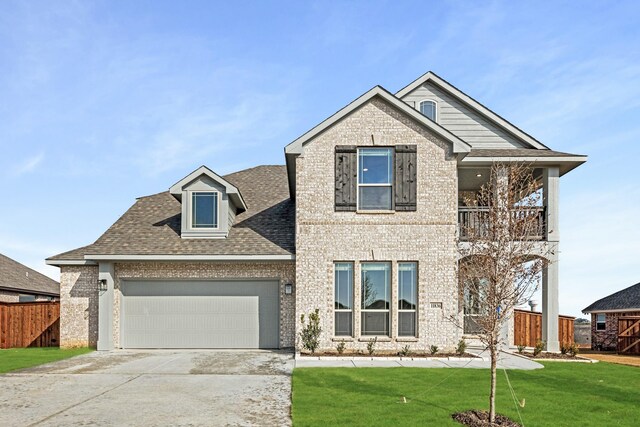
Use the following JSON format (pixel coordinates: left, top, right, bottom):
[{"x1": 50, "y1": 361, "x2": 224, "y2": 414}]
[{"x1": 458, "y1": 206, "x2": 546, "y2": 241}]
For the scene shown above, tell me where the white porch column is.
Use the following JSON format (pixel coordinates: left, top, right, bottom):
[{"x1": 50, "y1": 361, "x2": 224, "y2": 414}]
[
  {"x1": 97, "y1": 262, "x2": 114, "y2": 351},
  {"x1": 542, "y1": 167, "x2": 560, "y2": 352},
  {"x1": 543, "y1": 167, "x2": 560, "y2": 242},
  {"x1": 542, "y1": 255, "x2": 559, "y2": 352}
]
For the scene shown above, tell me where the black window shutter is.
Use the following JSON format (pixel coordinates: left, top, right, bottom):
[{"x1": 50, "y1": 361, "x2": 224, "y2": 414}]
[
  {"x1": 335, "y1": 146, "x2": 357, "y2": 211},
  {"x1": 395, "y1": 145, "x2": 417, "y2": 211}
]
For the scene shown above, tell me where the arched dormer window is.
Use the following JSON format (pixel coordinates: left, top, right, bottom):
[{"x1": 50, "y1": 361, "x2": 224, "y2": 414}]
[{"x1": 419, "y1": 99, "x2": 437, "y2": 121}]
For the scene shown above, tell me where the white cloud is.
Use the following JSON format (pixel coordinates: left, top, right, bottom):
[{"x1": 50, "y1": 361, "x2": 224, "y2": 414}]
[{"x1": 12, "y1": 151, "x2": 44, "y2": 175}]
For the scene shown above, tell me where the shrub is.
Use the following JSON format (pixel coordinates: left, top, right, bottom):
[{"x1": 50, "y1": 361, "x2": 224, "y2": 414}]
[
  {"x1": 560, "y1": 342, "x2": 569, "y2": 355},
  {"x1": 429, "y1": 345, "x2": 439, "y2": 355},
  {"x1": 568, "y1": 342, "x2": 580, "y2": 357},
  {"x1": 367, "y1": 337, "x2": 377, "y2": 356},
  {"x1": 299, "y1": 309, "x2": 322, "y2": 354},
  {"x1": 533, "y1": 340, "x2": 545, "y2": 356},
  {"x1": 336, "y1": 340, "x2": 346, "y2": 355},
  {"x1": 456, "y1": 338, "x2": 467, "y2": 356},
  {"x1": 517, "y1": 344, "x2": 526, "y2": 354},
  {"x1": 399, "y1": 345, "x2": 411, "y2": 357}
]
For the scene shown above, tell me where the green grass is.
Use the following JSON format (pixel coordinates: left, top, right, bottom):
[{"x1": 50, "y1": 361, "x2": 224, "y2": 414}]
[
  {"x1": 0, "y1": 347, "x2": 93, "y2": 373},
  {"x1": 292, "y1": 362, "x2": 640, "y2": 426}
]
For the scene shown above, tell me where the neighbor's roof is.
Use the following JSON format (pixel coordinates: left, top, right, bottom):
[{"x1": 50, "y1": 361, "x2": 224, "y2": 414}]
[
  {"x1": 47, "y1": 165, "x2": 294, "y2": 263},
  {"x1": 0, "y1": 253, "x2": 59, "y2": 296},
  {"x1": 583, "y1": 282, "x2": 640, "y2": 313}
]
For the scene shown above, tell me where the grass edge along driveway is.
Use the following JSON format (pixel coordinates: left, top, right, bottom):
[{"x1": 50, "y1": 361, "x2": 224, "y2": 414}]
[
  {"x1": 0, "y1": 347, "x2": 93, "y2": 374},
  {"x1": 292, "y1": 361, "x2": 639, "y2": 426}
]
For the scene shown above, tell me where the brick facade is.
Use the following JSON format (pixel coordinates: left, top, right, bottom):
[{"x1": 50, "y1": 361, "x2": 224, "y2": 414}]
[
  {"x1": 60, "y1": 262, "x2": 295, "y2": 349},
  {"x1": 295, "y1": 98, "x2": 462, "y2": 353},
  {"x1": 591, "y1": 311, "x2": 640, "y2": 351},
  {"x1": 0, "y1": 290, "x2": 20, "y2": 302},
  {"x1": 59, "y1": 265, "x2": 99, "y2": 348}
]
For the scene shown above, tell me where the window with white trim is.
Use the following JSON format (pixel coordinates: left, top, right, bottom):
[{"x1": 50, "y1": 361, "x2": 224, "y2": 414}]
[
  {"x1": 191, "y1": 192, "x2": 218, "y2": 229},
  {"x1": 361, "y1": 262, "x2": 391, "y2": 336},
  {"x1": 419, "y1": 100, "x2": 437, "y2": 121},
  {"x1": 398, "y1": 262, "x2": 417, "y2": 337},
  {"x1": 596, "y1": 313, "x2": 606, "y2": 331},
  {"x1": 358, "y1": 148, "x2": 393, "y2": 210},
  {"x1": 334, "y1": 262, "x2": 353, "y2": 336}
]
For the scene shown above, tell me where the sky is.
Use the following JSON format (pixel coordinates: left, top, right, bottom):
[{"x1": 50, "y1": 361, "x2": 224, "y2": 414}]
[{"x1": 1, "y1": 0, "x2": 639, "y2": 318}]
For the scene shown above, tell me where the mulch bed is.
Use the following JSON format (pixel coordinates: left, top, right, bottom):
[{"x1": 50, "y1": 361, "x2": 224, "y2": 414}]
[
  {"x1": 452, "y1": 410, "x2": 521, "y2": 426},
  {"x1": 519, "y1": 351, "x2": 579, "y2": 359},
  {"x1": 300, "y1": 351, "x2": 477, "y2": 358}
]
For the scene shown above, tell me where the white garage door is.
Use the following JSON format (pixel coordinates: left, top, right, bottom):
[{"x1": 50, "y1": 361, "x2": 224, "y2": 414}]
[{"x1": 121, "y1": 280, "x2": 279, "y2": 349}]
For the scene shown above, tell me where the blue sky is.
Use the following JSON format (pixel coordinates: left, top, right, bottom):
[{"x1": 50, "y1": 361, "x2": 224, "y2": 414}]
[{"x1": 1, "y1": 1, "x2": 639, "y2": 317}]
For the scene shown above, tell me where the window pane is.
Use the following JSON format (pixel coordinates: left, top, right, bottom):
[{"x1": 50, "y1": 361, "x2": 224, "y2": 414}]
[
  {"x1": 334, "y1": 263, "x2": 353, "y2": 310},
  {"x1": 358, "y1": 186, "x2": 392, "y2": 210},
  {"x1": 361, "y1": 263, "x2": 390, "y2": 310},
  {"x1": 358, "y1": 148, "x2": 392, "y2": 184},
  {"x1": 398, "y1": 262, "x2": 417, "y2": 310},
  {"x1": 192, "y1": 192, "x2": 218, "y2": 228},
  {"x1": 361, "y1": 312, "x2": 390, "y2": 336},
  {"x1": 420, "y1": 101, "x2": 436, "y2": 121},
  {"x1": 335, "y1": 312, "x2": 353, "y2": 336},
  {"x1": 399, "y1": 312, "x2": 416, "y2": 337}
]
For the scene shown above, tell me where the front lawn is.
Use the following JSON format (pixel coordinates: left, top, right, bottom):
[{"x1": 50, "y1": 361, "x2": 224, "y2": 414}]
[
  {"x1": 0, "y1": 347, "x2": 93, "y2": 373},
  {"x1": 292, "y1": 362, "x2": 639, "y2": 426}
]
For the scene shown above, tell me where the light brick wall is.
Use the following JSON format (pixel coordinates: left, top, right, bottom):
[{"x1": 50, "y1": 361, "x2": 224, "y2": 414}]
[
  {"x1": 295, "y1": 98, "x2": 462, "y2": 353},
  {"x1": 112, "y1": 262, "x2": 296, "y2": 348},
  {"x1": 0, "y1": 290, "x2": 20, "y2": 302},
  {"x1": 59, "y1": 265, "x2": 99, "y2": 348}
]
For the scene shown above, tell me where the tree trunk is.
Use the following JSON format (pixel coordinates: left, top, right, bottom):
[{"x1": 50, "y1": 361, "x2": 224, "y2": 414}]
[{"x1": 489, "y1": 341, "x2": 497, "y2": 424}]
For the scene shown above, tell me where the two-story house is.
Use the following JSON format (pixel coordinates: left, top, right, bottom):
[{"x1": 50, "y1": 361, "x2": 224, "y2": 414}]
[{"x1": 47, "y1": 71, "x2": 585, "y2": 352}]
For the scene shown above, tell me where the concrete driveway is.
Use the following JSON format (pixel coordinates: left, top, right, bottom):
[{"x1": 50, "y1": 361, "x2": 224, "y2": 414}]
[{"x1": 0, "y1": 350, "x2": 293, "y2": 427}]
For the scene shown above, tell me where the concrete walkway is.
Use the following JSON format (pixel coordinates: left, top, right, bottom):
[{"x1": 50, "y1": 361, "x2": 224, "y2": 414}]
[
  {"x1": 0, "y1": 350, "x2": 293, "y2": 427},
  {"x1": 295, "y1": 349, "x2": 543, "y2": 370}
]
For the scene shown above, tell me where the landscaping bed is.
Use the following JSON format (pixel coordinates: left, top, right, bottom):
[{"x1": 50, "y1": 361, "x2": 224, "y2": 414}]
[
  {"x1": 516, "y1": 351, "x2": 593, "y2": 362},
  {"x1": 298, "y1": 351, "x2": 479, "y2": 360}
]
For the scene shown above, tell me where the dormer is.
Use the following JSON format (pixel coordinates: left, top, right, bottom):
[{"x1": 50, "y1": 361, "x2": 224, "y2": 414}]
[{"x1": 169, "y1": 166, "x2": 247, "y2": 239}]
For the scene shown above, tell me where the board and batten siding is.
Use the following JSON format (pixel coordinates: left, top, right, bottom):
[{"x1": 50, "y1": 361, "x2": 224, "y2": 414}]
[{"x1": 401, "y1": 82, "x2": 525, "y2": 149}]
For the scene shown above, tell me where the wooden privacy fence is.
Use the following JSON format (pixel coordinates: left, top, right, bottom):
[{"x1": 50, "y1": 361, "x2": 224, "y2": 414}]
[
  {"x1": 513, "y1": 309, "x2": 575, "y2": 347},
  {"x1": 618, "y1": 317, "x2": 640, "y2": 355},
  {"x1": 0, "y1": 301, "x2": 60, "y2": 348}
]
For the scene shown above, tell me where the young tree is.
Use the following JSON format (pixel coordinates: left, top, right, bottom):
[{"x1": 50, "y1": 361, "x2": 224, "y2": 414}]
[{"x1": 456, "y1": 162, "x2": 552, "y2": 424}]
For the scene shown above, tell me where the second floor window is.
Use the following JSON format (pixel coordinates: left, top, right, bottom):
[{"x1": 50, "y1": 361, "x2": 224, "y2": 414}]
[
  {"x1": 191, "y1": 192, "x2": 218, "y2": 228},
  {"x1": 358, "y1": 148, "x2": 393, "y2": 210},
  {"x1": 419, "y1": 100, "x2": 437, "y2": 121}
]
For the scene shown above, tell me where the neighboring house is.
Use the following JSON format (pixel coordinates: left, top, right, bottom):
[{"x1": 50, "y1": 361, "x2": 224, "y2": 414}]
[
  {"x1": 583, "y1": 282, "x2": 640, "y2": 351},
  {"x1": 47, "y1": 71, "x2": 586, "y2": 352},
  {"x1": 0, "y1": 253, "x2": 59, "y2": 302}
]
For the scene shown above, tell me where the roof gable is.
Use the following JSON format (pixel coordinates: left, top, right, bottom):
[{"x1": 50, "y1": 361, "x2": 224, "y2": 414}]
[
  {"x1": 583, "y1": 282, "x2": 640, "y2": 313},
  {"x1": 285, "y1": 85, "x2": 471, "y2": 156},
  {"x1": 169, "y1": 165, "x2": 247, "y2": 213},
  {"x1": 396, "y1": 71, "x2": 548, "y2": 150}
]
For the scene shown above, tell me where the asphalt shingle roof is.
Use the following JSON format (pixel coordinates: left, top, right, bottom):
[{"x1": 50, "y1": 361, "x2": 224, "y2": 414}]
[
  {"x1": 0, "y1": 254, "x2": 60, "y2": 296},
  {"x1": 466, "y1": 148, "x2": 585, "y2": 158},
  {"x1": 583, "y1": 282, "x2": 640, "y2": 312},
  {"x1": 48, "y1": 165, "x2": 295, "y2": 261}
]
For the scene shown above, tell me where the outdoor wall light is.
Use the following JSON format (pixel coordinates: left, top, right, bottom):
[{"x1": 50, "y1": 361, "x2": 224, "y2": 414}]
[
  {"x1": 285, "y1": 283, "x2": 293, "y2": 295},
  {"x1": 98, "y1": 279, "x2": 108, "y2": 292}
]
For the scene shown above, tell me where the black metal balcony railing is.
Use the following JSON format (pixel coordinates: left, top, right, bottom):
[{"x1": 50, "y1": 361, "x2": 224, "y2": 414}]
[{"x1": 458, "y1": 206, "x2": 546, "y2": 241}]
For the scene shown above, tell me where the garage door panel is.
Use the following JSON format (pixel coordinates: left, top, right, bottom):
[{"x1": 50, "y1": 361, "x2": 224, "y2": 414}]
[{"x1": 121, "y1": 281, "x2": 279, "y2": 349}]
